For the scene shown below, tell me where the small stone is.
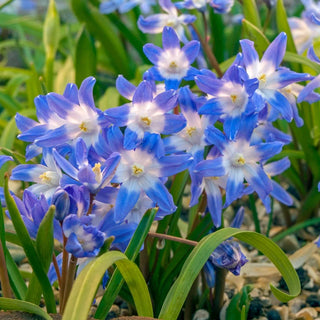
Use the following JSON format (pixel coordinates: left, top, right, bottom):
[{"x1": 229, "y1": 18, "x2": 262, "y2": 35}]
[
  {"x1": 192, "y1": 309, "x2": 210, "y2": 320},
  {"x1": 295, "y1": 307, "x2": 318, "y2": 319},
  {"x1": 248, "y1": 298, "x2": 264, "y2": 320},
  {"x1": 275, "y1": 305, "x2": 289, "y2": 320},
  {"x1": 278, "y1": 235, "x2": 300, "y2": 253},
  {"x1": 267, "y1": 309, "x2": 281, "y2": 320},
  {"x1": 289, "y1": 298, "x2": 306, "y2": 314},
  {"x1": 307, "y1": 294, "x2": 320, "y2": 307}
]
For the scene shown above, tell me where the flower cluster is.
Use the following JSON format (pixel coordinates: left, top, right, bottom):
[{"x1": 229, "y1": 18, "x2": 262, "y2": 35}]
[{"x1": 0, "y1": 23, "x2": 311, "y2": 279}]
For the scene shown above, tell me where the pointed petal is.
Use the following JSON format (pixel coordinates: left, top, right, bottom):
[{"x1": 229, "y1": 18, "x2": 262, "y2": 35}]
[
  {"x1": 116, "y1": 75, "x2": 136, "y2": 100},
  {"x1": 114, "y1": 179, "x2": 140, "y2": 222},
  {"x1": 78, "y1": 77, "x2": 96, "y2": 110}
]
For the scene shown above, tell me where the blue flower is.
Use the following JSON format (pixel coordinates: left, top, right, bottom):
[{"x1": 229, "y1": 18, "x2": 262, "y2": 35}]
[
  {"x1": 143, "y1": 26, "x2": 200, "y2": 90},
  {"x1": 209, "y1": 0, "x2": 234, "y2": 14},
  {"x1": 106, "y1": 79, "x2": 186, "y2": 149},
  {"x1": 204, "y1": 207, "x2": 247, "y2": 287},
  {"x1": 196, "y1": 63, "x2": 263, "y2": 139},
  {"x1": 240, "y1": 32, "x2": 311, "y2": 124},
  {"x1": 163, "y1": 86, "x2": 209, "y2": 157},
  {"x1": 111, "y1": 133, "x2": 192, "y2": 221},
  {"x1": 53, "y1": 138, "x2": 121, "y2": 195},
  {"x1": 196, "y1": 124, "x2": 283, "y2": 208},
  {"x1": 0, "y1": 155, "x2": 13, "y2": 169},
  {"x1": 16, "y1": 77, "x2": 108, "y2": 150},
  {"x1": 138, "y1": 0, "x2": 196, "y2": 43},
  {"x1": 11, "y1": 190, "x2": 63, "y2": 242},
  {"x1": 100, "y1": 0, "x2": 156, "y2": 14},
  {"x1": 298, "y1": 46, "x2": 320, "y2": 103},
  {"x1": 11, "y1": 149, "x2": 62, "y2": 200}
]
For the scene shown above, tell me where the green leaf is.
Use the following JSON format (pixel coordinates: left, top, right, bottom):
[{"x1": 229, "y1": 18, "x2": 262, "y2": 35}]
[
  {"x1": 226, "y1": 285, "x2": 252, "y2": 320},
  {"x1": 0, "y1": 116, "x2": 18, "y2": 150},
  {"x1": 4, "y1": 176, "x2": 56, "y2": 313},
  {"x1": 98, "y1": 87, "x2": 120, "y2": 111},
  {"x1": 25, "y1": 206, "x2": 55, "y2": 305},
  {"x1": 242, "y1": 19, "x2": 269, "y2": 56},
  {"x1": 159, "y1": 228, "x2": 300, "y2": 320},
  {"x1": 284, "y1": 52, "x2": 320, "y2": 74},
  {"x1": 0, "y1": 91, "x2": 21, "y2": 116},
  {"x1": 276, "y1": 0, "x2": 298, "y2": 54},
  {"x1": 63, "y1": 251, "x2": 153, "y2": 320},
  {"x1": 43, "y1": 0, "x2": 60, "y2": 59},
  {"x1": 0, "y1": 208, "x2": 27, "y2": 300},
  {"x1": 0, "y1": 298, "x2": 52, "y2": 320},
  {"x1": 242, "y1": 0, "x2": 261, "y2": 29},
  {"x1": 71, "y1": 0, "x2": 131, "y2": 77},
  {"x1": 94, "y1": 208, "x2": 157, "y2": 319},
  {"x1": 75, "y1": 26, "x2": 96, "y2": 87}
]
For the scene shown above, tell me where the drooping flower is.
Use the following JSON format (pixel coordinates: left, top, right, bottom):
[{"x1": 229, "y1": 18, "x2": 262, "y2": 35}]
[{"x1": 143, "y1": 26, "x2": 200, "y2": 90}]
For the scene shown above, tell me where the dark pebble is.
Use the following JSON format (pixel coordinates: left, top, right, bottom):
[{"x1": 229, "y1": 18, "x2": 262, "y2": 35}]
[
  {"x1": 266, "y1": 309, "x2": 281, "y2": 320},
  {"x1": 306, "y1": 294, "x2": 320, "y2": 307},
  {"x1": 248, "y1": 297, "x2": 264, "y2": 320},
  {"x1": 105, "y1": 311, "x2": 118, "y2": 320},
  {"x1": 278, "y1": 267, "x2": 309, "y2": 291}
]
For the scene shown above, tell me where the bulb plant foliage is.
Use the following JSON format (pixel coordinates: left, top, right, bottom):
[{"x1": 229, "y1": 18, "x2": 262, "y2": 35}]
[{"x1": 0, "y1": 0, "x2": 319, "y2": 319}]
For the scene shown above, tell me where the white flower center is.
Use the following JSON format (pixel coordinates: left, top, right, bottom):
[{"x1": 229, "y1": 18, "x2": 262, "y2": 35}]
[{"x1": 231, "y1": 153, "x2": 246, "y2": 167}]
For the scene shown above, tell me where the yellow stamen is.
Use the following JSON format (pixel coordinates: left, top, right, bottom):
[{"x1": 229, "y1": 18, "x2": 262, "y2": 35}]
[
  {"x1": 79, "y1": 122, "x2": 88, "y2": 132},
  {"x1": 132, "y1": 165, "x2": 144, "y2": 176},
  {"x1": 141, "y1": 117, "x2": 151, "y2": 126},
  {"x1": 236, "y1": 156, "x2": 246, "y2": 165},
  {"x1": 258, "y1": 74, "x2": 266, "y2": 82},
  {"x1": 93, "y1": 162, "x2": 102, "y2": 183},
  {"x1": 39, "y1": 172, "x2": 51, "y2": 183},
  {"x1": 230, "y1": 94, "x2": 237, "y2": 103},
  {"x1": 186, "y1": 126, "x2": 196, "y2": 137},
  {"x1": 169, "y1": 61, "x2": 178, "y2": 69}
]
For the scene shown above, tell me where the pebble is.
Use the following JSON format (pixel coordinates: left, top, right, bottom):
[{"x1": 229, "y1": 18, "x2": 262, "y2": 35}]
[
  {"x1": 248, "y1": 298, "x2": 264, "y2": 320},
  {"x1": 306, "y1": 294, "x2": 320, "y2": 307},
  {"x1": 278, "y1": 235, "x2": 300, "y2": 253},
  {"x1": 192, "y1": 309, "x2": 210, "y2": 320},
  {"x1": 295, "y1": 307, "x2": 318, "y2": 319},
  {"x1": 266, "y1": 309, "x2": 281, "y2": 320},
  {"x1": 289, "y1": 298, "x2": 306, "y2": 314}
]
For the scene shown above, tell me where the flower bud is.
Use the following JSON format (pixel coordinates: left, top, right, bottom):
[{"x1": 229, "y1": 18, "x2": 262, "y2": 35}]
[{"x1": 52, "y1": 188, "x2": 70, "y2": 221}]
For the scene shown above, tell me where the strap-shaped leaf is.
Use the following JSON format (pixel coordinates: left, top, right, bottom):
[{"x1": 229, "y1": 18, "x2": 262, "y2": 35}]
[
  {"x1": 242, "y1": 19, "x2": 269, "y2": 57},
  {"x1": 25, "y1": 206, "x2": 55, "y2": 304},
  {"x1": 0, "y1": 298, "x2": 52, "y2": 320},
  {"x1": 242, "y1": 0, "x2": 261, "y2": 29},
  {"x1": 4, "y1": 176, "x2": 56, "y2": 313},
  {"x1": 63, "y1": 251, "x2": 153, "y2": 320},
  {"x1": 159, "y1": 228, "x2": 300, "y2": 320},
  {"x1": 0, "y1": 207, "x2": 27, "y2": 299},
  {"x1": 94, "y1": 208, "x2": 157, "y2": 319}
]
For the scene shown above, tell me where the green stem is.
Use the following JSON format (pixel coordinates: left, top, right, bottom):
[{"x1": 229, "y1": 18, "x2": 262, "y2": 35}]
[
  {"x1": 0, "y1": 237, "x2": 12, "y2": 298},
  {"x1": 249, "y1": 194, "x2": 261, "y2": 234},
  {"x1": 266, "y1": 198, "x2": 274, "y2": 238},
  {"x1": 190, "y1": 23, "x2": 223, "y2": 77},
  {"x1": 272, "y1": 217, "x2": 320, "y2": 242},
  {"x1": 212, "y1": 268, "x2": 228, "y2": 320},
  {"x1": 60, "y1": 255, "x2": 78, "y2": 314},
  {"x1": 59, "y1": 234, "x2": 69, "y2": 314},
  {"x1": 45, "y1": 56, "x2": 54, "y2": 92},
  {"x1": 148, "y1": 232, "x2": 198, "y2": 247}
]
